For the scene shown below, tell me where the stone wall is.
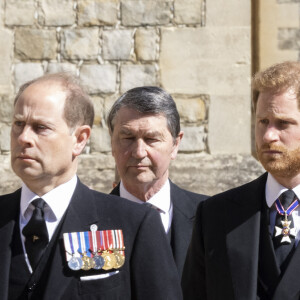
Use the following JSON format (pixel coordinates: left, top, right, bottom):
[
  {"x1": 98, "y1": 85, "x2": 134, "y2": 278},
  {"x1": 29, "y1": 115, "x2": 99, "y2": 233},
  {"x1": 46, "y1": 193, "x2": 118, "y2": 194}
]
[
  {"x1": 0, "y1": 0, "x2": 264, "y2": 196},
  {"x1": 256, "y1": 0, "x2": 300, "y2": 71}
]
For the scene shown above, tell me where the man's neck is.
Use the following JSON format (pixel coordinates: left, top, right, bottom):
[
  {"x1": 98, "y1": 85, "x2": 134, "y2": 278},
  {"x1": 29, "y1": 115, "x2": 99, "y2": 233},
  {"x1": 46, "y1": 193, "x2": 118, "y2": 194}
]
[
  {"x1": 272, "y1": 172, "x2": 300, "y2": 189},
  {"x1": 23, "y1": 172, "x2": 77, "y2": 196},
  {"x1": 122, "y1": 179, "x2": 168, "y2": 202}
]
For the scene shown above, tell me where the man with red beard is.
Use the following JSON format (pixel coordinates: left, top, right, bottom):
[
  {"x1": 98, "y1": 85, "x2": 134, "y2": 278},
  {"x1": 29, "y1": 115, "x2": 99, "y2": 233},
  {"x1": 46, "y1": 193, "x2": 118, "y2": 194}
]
[{"x1": 182, "y1": 61, "x2": 300, "y2": 300}]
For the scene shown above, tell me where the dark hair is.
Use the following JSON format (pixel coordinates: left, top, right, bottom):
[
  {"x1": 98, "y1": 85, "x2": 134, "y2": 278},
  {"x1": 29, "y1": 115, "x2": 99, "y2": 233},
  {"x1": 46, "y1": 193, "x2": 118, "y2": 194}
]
[
  {"x1": 14, "y1": 73, "x2": 94, "y2": 129},
  {"x1": 252, "y1": 61, "x2": 300, "y2": 111},
  {"x1": 107, "y1": 86, "x2": 180, "y2": 141}
]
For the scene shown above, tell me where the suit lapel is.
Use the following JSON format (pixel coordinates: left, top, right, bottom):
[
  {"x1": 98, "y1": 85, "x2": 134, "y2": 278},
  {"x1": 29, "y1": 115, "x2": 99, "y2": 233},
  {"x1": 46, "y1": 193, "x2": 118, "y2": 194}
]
[
  {"x1": 41, "y1": 180, "x2": 102, "y2": 299},
  {"x1": 272, "y1": 241, "x2": 300, "y2": 299},
  {"x1": 226, "y1": 174, "x2": 266, "y2": 300},
  {"x1": 170, "y1": 183, "x2": 195, "y2": 275},
  {"x1": 257, "y1": 198, "x2": 280, "y2": 297}
]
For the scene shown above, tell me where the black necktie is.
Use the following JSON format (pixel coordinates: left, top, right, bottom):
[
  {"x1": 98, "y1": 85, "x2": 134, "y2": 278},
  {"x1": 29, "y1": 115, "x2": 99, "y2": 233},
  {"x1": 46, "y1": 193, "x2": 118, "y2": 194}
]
[
  {"x1": 272, "y1": 190, "x2": 297, "y2": 272},
  {"x1": 22, "y1": 198, "x2": 49, "y2": 271}
]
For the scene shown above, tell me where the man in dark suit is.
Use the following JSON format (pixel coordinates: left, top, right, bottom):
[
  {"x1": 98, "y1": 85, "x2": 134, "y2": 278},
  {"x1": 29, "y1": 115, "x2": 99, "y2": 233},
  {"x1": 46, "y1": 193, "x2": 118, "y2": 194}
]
[
  {"x1": 108, "y1": 86, "x2": 208, "y2": 278},
  {"x1": 182, "y1": 61, "x2": 300, "y2": 299},
  {"x1": 0, "y1": 73, "x2": 182, "y2": 299}
]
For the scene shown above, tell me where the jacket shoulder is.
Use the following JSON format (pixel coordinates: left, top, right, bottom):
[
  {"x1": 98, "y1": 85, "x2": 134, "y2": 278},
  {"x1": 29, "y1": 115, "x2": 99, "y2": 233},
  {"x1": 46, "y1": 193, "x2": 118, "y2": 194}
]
[{"x1": 204, "y1": 172, "x2": 267, "y2": 208}]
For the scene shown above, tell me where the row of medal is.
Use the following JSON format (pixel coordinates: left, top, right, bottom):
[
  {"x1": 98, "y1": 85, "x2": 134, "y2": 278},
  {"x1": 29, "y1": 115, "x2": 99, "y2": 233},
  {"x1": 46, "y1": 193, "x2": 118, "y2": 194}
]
[{"x1": 63, "y1": 225, "x2": 125, "y2": 271}]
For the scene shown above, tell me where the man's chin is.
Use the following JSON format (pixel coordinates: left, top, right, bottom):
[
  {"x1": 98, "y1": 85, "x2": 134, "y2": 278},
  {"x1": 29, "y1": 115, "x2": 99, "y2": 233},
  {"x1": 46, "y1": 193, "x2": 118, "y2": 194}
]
[{"x1": 261, "y1": 160, "x2": 299, "y2": 178}]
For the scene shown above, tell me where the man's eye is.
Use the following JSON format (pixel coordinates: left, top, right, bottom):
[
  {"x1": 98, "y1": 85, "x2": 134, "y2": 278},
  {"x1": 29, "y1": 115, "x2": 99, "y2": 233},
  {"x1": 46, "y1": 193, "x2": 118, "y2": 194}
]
[
  {"x1": 14, "y1": 121, "x2": 24, "y2": 127},
  {"x1": 259, "y1": 119, "x2": 268, "y2": 125},
  {"x1": 279, "y1": 120, "x2": 289, "y2": 125},
  {"x1": 146, "y1": 138, "x2": 158, "y2": 142}
]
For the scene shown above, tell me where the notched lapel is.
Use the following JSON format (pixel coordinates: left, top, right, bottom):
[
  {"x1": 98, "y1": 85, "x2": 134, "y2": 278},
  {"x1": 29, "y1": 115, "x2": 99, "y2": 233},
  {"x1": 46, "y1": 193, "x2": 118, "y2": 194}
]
[
  {"x1": 41, "y1": 181, "x2": 102, "y2": 299},
  {"x1": 272, "y1": 242, "x2": 300, "y2": 299},
  {"x1": 225, "y1": 180, "x2": 264, "y2": 300}
]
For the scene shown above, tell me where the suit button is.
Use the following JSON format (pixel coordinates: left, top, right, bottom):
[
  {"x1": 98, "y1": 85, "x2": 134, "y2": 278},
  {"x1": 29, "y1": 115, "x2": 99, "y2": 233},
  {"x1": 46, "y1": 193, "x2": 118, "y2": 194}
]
[{"x1": 28, "y1": 282, "x2": 37, "y2": 291}]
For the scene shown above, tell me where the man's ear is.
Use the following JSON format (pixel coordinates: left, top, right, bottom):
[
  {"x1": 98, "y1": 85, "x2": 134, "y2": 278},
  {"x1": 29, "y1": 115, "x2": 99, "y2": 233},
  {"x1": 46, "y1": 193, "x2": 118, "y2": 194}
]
[
  {"x1": 171, "y1": 131, "x2": 184, "y2": 160},
  {"x1": 72, "y1": 125, "x2": 91, "y2": 157}
]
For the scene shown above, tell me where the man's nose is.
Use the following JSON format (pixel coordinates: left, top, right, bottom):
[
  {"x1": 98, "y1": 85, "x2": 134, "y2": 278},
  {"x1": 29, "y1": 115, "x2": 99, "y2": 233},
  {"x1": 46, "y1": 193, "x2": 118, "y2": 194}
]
[
  {"x1": 263, "y1": 125, "x2": 280, "y2": 144},
  {"x1": 132, "y1": 139, "x2": 147, "y2": 159},
  {"x1": 17, "y1": 126, "x2": 34, "y2": 146}
]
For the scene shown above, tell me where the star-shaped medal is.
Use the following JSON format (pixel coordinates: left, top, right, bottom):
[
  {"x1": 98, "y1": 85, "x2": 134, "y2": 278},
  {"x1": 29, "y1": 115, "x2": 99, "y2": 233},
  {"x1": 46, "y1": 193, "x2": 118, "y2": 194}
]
[{"x1": 274, "y1": 220, "x2": 296, "y2": 243}]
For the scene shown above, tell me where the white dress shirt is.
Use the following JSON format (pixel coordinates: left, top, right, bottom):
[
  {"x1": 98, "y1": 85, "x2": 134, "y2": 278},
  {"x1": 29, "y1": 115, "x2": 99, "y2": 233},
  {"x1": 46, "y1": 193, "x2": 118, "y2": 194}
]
[
  {"x1": 265, "y1": 173, "x2": 300, "y2": 246},
  {"x1": 120, "y1": 180, "x2": 173, "y2": 233},
  {"x1": 19, "y1": 175, "x2": 77, "y2": 272}
]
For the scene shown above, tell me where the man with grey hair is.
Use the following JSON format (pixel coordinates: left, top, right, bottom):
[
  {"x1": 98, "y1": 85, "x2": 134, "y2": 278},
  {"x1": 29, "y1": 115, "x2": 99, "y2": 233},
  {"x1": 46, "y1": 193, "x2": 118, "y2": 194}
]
[
  {"x1": 0, "y1": 75, "x2": 182, "y2": 300},
  {"x1": 108, "y1": 86, "x2": 207, "y2": 278}
]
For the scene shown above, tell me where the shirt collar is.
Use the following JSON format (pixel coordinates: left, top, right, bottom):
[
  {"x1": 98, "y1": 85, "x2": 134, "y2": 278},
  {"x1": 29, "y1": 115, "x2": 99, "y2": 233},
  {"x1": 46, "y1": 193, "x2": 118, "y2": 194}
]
[
  {"x1": 20, "y1": 175, "x2": 77, "y2": 221},
  {"x1": 119, "y1": 179, "x2": 171, "y2": 214},
  {"x1": 265, "y1": 173, "x2": 300, "y2": 207}
]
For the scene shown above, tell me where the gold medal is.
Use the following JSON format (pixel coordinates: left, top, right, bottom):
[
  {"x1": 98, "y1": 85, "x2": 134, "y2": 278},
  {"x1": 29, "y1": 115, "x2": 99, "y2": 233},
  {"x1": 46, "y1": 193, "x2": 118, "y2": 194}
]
[
  {"x1": 102, "y1": 250, "x2": 117, "y2": 270},
  {"x1": 113, "y1": 250, "x2": 125, "y2": 269},
  {"x1": 81, "y1": 253, "x2": 96, "y2": 270}
]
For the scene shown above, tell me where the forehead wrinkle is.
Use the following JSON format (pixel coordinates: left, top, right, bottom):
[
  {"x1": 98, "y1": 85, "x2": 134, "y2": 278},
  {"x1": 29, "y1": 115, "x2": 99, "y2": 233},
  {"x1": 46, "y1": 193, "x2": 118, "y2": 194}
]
[{"x1": 119, "y1": 125, "x2": 163, "y2": 137}]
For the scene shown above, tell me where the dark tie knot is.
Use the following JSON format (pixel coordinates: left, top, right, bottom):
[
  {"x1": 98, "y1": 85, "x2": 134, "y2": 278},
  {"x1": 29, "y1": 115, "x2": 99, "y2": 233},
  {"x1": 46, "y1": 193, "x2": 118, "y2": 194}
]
[
  {"x1": 280, "y1": 190, "x2": 296, "y2": 209},
  {"x1": 32, "y1": 198, "x2": 46, "y2": 210}
]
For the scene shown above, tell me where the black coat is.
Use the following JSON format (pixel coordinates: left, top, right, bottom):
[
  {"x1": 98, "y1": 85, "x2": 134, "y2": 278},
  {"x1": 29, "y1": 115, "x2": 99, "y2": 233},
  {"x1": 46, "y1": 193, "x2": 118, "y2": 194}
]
[
  {"x1": 182, "y1": 173, "x2": 300, "y2": 300},
  {"x1": 0, "y1": 179, "x2": 182, "y2": 300}
]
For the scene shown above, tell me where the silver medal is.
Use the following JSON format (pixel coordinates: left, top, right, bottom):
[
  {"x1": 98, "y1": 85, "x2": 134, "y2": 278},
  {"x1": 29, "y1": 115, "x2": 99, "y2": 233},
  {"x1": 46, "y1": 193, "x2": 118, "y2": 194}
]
[
  {"x1": 93, "y1": 255, "x2": 105, "y2": 270},
  {"x1": 68, "y1": 256, "x2": 83, "y2": 271}
]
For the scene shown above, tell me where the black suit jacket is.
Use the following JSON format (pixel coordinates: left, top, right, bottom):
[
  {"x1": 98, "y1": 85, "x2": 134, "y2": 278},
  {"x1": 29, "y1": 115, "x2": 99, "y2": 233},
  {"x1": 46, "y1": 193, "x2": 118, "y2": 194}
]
[
  {"x1": 0, "y1": 180, "x2": 182, "y2": 300},
  {"x1": 111, "y1": 180, "x2": 207, "y2": 277},
  {"x1": 182, "y1": 173, "x2": 300, "y2": 300}
]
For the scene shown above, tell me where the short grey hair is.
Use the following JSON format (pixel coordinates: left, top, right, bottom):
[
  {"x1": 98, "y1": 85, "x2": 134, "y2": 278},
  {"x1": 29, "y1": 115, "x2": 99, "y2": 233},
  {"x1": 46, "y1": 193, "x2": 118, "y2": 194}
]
[{"x1": 107, "y1": 86, "x2": 180, "y2": 141}]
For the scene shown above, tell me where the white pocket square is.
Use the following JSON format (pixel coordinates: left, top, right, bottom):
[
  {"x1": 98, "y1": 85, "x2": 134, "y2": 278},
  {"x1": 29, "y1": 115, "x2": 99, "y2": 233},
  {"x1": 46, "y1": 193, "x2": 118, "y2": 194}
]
[{"x1": 80, "y1": 270, "x2": 119, "y2": 281}]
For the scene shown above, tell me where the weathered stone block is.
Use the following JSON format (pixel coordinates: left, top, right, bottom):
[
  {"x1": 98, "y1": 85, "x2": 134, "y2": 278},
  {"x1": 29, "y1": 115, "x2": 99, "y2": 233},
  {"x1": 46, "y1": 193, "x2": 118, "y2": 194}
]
[
  {"x1": 78, "y1": 0, "x2": 118, "y2": 25},
  {"x1": 121, "y1": 0, "x2": 172, "y2": 26},
  {"x1": 174, "y1": 96, "x2": 206, "y2": 123},
  {"x1": 0, "y1": 154, "x2": 22, "y2": 194},
  {"x1": 0, "y1": 96, "x2": 13, "y2": 123},
  {"x1": 91, "y1": 96, "x2": 105, "y2": 125},
  {"x1": 77, "y1": 154, "x2": 115, "y2": 193},
  {"x1": 0, "y1": 0, "x2": 4, "y2": 28},
  {"x1": 0, "y1": 124, "x2": 11, "y2": 152},
  {"x1": 61, "y1": 29, "x2": 99, "y2": 60},
  {"x1": 160, "y1": 27, "x2": 250, "y2": 95},
  {"x1": 258, "y1": 1, "x2": 299, "y2": 70},
  {"x1": 14, "y1": 63, "x2": 44, "y2": 91},
  {"x1": 206, "y1": 0, "x2": 250, "y2": 26},
  {"x1": 135, "y1": 28, "x2": 157, "y2": 61},
  {"x1": 90, "y1": 126, "x2": 112, "y2": 152},
  {"x1": 5, "y1": 0, "x2": 35, "y2": 26},
  {"x1": 120, "y1": 64, "x2": 156, "y2": 93},
  {"x1": 39, "y1": 0, "x2": 75, "y2": 26},
  {"x1": 103, "y1": 29, "x2": 133, "y2": 60},
  {"x1": 103, "y1": 95, "x2": 120, "y2": 120},
  {"x1": 0, "y1": 29, "x2": 13, "y2": 95},
  {"x1": 174, "y1": 0, "x2": 202, "y2": 24},
  {"x1": 180, "y1": 126, "x2": 206, "y2": 152},
  {"x1": 15, "y1": 28, "x2": 57, "y2": 60},
  {"x1": 46, "y1": 62, "x2": 77, "y2": 74},
  {"x1": 80, "y1": 64, "x2": 117, "y2": 94},
  {"x1": 208, "y1": 95, "x2": 251, "y2": 154},
  {"x1": 169, "y1": 153, "x2": 264, "y2": 196},
  {"x1": 278, "y1": 28, "x2": 300, "y2": 50}
]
